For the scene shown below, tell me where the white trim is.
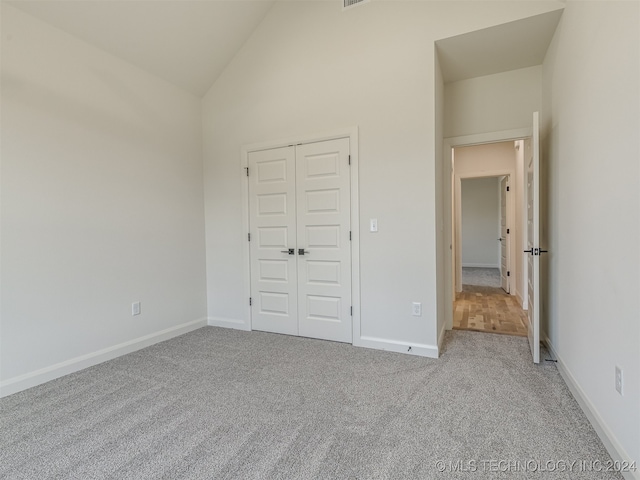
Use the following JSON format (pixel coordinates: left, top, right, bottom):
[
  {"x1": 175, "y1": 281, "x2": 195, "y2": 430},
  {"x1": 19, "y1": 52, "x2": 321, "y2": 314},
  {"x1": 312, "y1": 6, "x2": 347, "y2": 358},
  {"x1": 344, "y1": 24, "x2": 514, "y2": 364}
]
[
  {"x1": 437, "y1": 323, "x2": 447, "y2": 354},
  {"x1": 461, "y1": 263, "x2": 500, "y2": 268},
  {"x1": 0, "y1": 318, "x2": 208, "y2": 398},
  {"x1": 356, "y1": 336, "x2": 439, "y2": 358},
  {"x1": 443, "y1": 128, "x2": 532, "y2": 331},
  {"x1": 543, "y1": 336, "x2": 639, "y2": 480},
  {"x1": 241, "y1": 127, "x2": 360, "y2": 343},
  {"x1": 208, "y1": 316, "x2": 251, "y2": 331}
]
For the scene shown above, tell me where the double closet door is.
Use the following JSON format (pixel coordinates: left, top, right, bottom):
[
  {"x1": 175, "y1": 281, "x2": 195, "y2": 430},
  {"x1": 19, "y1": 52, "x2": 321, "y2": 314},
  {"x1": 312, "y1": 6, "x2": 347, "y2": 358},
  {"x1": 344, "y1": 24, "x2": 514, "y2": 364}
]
[{"x1": 248, "y1": 138, "x2": 352, "y2": 343}]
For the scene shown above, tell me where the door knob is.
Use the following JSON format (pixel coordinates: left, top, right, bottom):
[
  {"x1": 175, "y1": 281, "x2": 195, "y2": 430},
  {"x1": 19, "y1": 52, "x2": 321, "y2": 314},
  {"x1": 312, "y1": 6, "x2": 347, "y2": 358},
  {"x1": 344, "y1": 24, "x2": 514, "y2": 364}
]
[
  {"x1": 298, "y1": 248, "x2": 309, "y2": 255},
  {"x1": 281, "y1": 248, "x2": 294, "y2": 255}
]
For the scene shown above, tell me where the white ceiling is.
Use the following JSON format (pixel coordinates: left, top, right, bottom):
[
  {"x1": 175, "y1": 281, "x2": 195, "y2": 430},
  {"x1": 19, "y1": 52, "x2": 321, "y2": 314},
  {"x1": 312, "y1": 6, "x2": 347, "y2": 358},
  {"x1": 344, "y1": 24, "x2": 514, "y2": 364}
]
[
  {"x1": 436, "y1": 9, "x2": 564, "y2": 83},
  {"x1": 7, "y1": 1, "x2": 563, "y2": 95},
  {"x1": 6, "y1": 0, "x2": 276, "y2": 97}
]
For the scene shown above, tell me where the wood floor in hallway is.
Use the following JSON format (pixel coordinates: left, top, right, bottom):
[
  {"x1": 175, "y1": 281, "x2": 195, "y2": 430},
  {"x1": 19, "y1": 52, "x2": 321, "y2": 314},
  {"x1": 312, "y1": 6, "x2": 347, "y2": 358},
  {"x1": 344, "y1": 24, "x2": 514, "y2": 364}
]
[{"x1": 454, "y1": 285, "x2": 528, "y2": 336}]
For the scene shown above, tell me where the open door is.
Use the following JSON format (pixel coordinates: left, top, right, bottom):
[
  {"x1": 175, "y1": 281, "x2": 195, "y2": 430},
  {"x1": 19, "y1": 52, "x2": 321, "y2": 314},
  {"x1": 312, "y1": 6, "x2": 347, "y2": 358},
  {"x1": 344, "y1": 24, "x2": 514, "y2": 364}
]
[
  {"x1": 525, "y1": 112, "x2": 541, "y2": 363},
  {"x1": 499, "y1": 176, "x2": 509, "y2": 293}
]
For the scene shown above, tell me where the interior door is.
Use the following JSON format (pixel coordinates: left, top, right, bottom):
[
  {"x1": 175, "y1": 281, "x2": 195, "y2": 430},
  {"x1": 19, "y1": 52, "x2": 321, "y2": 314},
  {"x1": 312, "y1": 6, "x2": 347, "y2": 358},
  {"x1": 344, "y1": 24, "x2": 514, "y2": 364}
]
[
  {"x1": 248, "y1": 146, "x2": 298, "y2": 336},
  {"x1": 525, "y1": 112, "x2": 540, "y2": 363},
  {"x1": 296, "y1": 138, "x2": 352, "y2": 343},
  {"x1": 500, "y1": 176, "x2": 509, "y2": 293},
  {"x1": 248, "y1": 138, "x2": 352, "y2": 343}
]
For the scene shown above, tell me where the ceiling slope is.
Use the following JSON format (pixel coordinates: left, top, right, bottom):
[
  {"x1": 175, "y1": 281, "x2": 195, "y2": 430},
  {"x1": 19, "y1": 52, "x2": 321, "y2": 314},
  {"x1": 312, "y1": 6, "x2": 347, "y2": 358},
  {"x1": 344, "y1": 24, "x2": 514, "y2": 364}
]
[
  {"x1": 436, "y1": 9, "x2": 564, "y2": 83},
  {"x1": 6, "y1": 0, "x2": 276, "y2": 96}
]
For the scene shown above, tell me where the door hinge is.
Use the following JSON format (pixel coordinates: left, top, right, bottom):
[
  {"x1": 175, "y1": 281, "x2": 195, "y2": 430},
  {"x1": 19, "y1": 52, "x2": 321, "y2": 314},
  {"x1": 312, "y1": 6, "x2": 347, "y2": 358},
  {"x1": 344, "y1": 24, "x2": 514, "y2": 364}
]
[
  {"x1": 507, "y1": 228, "x2": 510, "y2": 234},
  {"x1": 349, "y1": 231, "x2": 352, "y2": 241},
  {"x1": 350, "y1": 306, "x2": 353, "y2": 316},
  {"x1": 348, "y1": 155, "x2": 351, "y2": 165},
  {"x1": 507, "y1": 271, "x2": 510, "y2": 277},
  {"x1": 248, "y1": 233, "x2": 251, "y2": 241},
  {"x1": 506, "y1": 186, "x2": 510, "y2": 192},
  {"x1": 245, "y1": 167, "x2": 249, "y2": 177},
  {"x1": 249, "y1": 297, "x2": 252, "y2": 306}
]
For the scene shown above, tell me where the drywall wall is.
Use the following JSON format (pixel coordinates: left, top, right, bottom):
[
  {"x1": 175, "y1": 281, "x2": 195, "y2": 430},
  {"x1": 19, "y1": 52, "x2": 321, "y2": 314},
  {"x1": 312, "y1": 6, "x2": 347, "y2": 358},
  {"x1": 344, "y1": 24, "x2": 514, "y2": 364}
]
[
  {"x1": 434, "y1": 48, "x2": 446, "y2": 346},
  {"x1": 0, "y1": 6, "x2": 207, "y2": 394},
  {"x1": 461, "y1": 178, "x2": 500, "y2": 268},
  {"x1": 444, "y1": 65, "x2": 542, "y2": 138},
  {"x1": 202, "y1": 0, "x2": 564, "y2": 356},
  {"x1": 542, "y1": 0, "x2": 639, "y2": 470}
]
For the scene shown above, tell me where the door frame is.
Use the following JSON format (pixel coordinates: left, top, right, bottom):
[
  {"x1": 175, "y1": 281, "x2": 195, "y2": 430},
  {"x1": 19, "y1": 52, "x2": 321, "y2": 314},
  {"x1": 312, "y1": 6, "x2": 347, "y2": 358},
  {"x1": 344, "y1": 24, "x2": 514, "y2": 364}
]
[
  {"x1": 240, "y1": 127, "x2": 361, "y2": 343},
  {"x1": 443, "y1": 128, "x2": 531, "y2": 331},
  {"x1": 455, "y1": 172, "x2": 513, "y2": 293}
]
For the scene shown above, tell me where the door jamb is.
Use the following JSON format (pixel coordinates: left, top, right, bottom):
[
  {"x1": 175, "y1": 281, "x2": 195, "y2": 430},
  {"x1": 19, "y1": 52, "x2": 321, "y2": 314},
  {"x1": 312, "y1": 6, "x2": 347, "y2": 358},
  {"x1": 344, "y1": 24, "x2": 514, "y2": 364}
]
[{"x1": 241, "y1": 127, "x2": 360, "y2": 342}]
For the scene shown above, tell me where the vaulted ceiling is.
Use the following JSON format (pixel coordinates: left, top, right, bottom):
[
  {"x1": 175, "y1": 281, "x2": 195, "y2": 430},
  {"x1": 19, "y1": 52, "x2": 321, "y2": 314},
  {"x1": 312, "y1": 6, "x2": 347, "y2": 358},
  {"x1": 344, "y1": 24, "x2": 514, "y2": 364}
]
[
  {"x1": 6, "y1": 0, "x2": 276, "y2": 96},
  {"x1": 6, "y1": 1, "x2": 563, "y2": 97}
]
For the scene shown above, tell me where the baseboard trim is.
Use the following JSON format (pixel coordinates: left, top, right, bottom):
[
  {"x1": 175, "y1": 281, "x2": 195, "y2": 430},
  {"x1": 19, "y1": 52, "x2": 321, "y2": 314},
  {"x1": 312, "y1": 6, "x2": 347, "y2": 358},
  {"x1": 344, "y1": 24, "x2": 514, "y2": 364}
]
[
  {"x1": 462, "y1": 263, "x2": 499, "y2": 269},
  {"x1": 355, "y1": 336, "x2": 439, "y2": 358},
  {"x1": 543, "y1": 336, "x2": 639, "y2": 480},
  {"x1": 0, "y1": 318, "x2": 208, "y2": 398},
  {"x1": 208, "y1": 316, "x2": 251, "y2": 331}
]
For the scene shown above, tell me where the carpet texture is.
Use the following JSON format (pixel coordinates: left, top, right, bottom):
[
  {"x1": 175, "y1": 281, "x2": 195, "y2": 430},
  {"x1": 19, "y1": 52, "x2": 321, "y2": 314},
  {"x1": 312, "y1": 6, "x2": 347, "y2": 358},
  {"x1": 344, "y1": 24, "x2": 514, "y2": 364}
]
[
  {"x1": 0, "y1": 328, "x2": 620, "y2": 479},
  {"x1": 462, "y1": 267, "x2": 501, "y2": 288}
]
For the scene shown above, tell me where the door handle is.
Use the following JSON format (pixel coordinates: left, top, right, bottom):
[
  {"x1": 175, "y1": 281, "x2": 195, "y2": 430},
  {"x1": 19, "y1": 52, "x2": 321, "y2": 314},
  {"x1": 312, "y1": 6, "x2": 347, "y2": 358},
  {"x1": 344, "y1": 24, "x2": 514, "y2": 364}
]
[
  {"x1": 298, "y1": 248, "x2": 309, "y2": 255},
  {"x1": 524, "y1": 249, "x2": 534, "y2": 254},
  {"x1": 281, "y1": 248, "x2": 294, "y2": 255}
]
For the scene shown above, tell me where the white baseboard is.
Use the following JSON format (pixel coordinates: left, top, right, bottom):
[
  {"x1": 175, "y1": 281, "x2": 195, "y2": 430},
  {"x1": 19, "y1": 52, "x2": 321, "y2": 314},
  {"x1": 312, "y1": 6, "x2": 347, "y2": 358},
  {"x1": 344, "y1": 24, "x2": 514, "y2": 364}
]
[
  {"x1": 208, "y1": 316, "x2": 251, "y2": 331},
  {"x1": 462, "y1": 263, "x2": 499, "y2": 269},
  {"x1": 0, "y1": 318, "x2": 208, "y2": 399},
  {"x1": 543, "y1": 336, "x2": 639, "y2": 480},
  {"x1": 355, "y1": 336, "x2": 439, "y2": 358}
]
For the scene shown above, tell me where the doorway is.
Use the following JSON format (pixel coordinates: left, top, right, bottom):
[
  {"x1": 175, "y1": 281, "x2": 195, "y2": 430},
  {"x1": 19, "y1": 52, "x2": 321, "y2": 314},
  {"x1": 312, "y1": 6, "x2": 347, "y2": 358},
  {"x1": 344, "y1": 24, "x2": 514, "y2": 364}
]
[{"x1": 448, "y1": 138, "x2": 528, "y2": 337}]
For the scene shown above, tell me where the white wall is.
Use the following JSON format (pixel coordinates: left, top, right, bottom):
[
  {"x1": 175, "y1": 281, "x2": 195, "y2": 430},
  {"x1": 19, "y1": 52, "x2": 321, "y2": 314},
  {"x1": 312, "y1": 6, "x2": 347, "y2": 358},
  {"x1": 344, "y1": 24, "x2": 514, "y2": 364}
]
[
  {"x1": 202, "y1": 0, "x2": 562, "y2": 357},
  {"x1": 0, "y1": 6, "x2": 207, "y2": 394},
  {"x1": 461, "y1": 178, "x2": 500, "y2": 268},
  {"x1": 444, "y1": 65, "x2": 542, "y2": 138},
  {"x1": 542, "y1": 0, "x2": 639, "y2": 470}
]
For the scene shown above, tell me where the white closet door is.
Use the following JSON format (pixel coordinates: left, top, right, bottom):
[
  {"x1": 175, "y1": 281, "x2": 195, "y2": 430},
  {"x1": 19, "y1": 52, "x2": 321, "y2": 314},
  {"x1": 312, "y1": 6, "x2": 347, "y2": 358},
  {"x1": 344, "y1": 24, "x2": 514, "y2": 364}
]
[
  {"x1": 248, "y1": 146, "x2": 298, "y2": 336},
  {"x1": 295, "y1": 138, "x2": 352, "y2": 343}
]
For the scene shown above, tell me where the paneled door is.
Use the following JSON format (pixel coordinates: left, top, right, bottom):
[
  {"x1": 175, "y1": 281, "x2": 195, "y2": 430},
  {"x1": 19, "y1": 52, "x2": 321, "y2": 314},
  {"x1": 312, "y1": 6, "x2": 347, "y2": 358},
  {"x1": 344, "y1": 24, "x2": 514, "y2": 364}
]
[
  {"x1": 296, "y1": 139, "x2": 352, "y2": 342},
  {"x1": 500, "y1": 176, "x2": 510, "y2": 293},
  {"x1": 248, "y1": 138, "x2": 352, "y2": 343},
  {"x1": 525, "y1": 112, "x2": 541, "y2": 364},
  {"x1": 248, "y1": 146, "x2": 298, "y2": 336}
]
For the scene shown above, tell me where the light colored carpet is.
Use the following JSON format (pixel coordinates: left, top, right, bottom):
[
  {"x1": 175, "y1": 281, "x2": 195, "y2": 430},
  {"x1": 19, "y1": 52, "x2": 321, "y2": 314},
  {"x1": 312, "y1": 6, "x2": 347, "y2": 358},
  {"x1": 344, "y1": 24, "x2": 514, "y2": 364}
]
[
  {"x1": 0, "y1": 327, "x2": 620, "y2": 479},
  {"x1": 463, "y1": 267, "x2": 501, "y2": 288}
]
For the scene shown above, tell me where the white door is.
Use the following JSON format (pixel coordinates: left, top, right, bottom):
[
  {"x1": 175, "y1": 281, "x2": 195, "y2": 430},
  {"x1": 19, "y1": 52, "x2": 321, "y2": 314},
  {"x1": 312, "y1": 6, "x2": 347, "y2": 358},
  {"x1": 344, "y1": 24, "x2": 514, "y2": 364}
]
[
  {"x1": 248, "y1": 138, "x2": 352, "y2": 343},
  {"x1": 248, "y1": 146, "x2": 298, "y2": 336},
  {"x1": 500, "y1": 177, "x2": 509, "y2": 293},
  {"x1": 525, "y1": 112, "x2": 541, "y2": 363},
  {"x1": 296, "y1": 139, "x2": 352, "y2": 343}
]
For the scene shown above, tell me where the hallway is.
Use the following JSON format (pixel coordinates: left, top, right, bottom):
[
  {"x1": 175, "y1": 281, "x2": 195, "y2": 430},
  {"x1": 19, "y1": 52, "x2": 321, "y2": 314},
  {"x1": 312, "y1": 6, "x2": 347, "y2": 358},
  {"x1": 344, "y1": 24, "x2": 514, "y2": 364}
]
[{"x1": 453, "y1": 284, "x2": 528, "y2": 337}]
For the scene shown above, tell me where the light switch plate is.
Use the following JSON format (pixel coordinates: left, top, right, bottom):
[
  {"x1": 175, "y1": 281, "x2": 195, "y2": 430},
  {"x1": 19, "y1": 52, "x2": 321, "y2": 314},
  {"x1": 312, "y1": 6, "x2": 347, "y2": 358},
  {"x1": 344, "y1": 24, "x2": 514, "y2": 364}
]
[{"x1": 370, "y1": 218, "x2": 378, "y2": 232}]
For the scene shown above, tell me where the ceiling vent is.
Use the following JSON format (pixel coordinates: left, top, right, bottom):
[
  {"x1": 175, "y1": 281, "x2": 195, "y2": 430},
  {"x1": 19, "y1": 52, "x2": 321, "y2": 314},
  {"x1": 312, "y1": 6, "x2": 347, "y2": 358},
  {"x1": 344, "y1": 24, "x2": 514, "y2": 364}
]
[{"x1": 343, "y1": 0, "x2": 369, "y2": 11}]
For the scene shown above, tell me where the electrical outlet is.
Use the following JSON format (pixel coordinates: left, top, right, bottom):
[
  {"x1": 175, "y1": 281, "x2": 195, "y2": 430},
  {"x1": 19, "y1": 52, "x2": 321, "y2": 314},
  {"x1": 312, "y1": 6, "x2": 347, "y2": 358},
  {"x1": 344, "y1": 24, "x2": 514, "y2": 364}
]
[
  {"x1": 615, "y1": 366, "x2": 623, "y2": 395},
  {"x1": 412, "y1": 302, "x2": 422, "y2": 316},
  {"x1": 132, "y1": 301, "x2": 141, "y2": 316}
]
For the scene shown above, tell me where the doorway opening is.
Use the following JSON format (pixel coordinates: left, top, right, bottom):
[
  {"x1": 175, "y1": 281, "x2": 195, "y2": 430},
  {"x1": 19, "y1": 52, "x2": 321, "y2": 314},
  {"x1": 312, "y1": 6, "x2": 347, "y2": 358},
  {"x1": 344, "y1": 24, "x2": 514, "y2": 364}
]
[{"x1": 450, "y1": 139, "x2": 528, "y2": 337}]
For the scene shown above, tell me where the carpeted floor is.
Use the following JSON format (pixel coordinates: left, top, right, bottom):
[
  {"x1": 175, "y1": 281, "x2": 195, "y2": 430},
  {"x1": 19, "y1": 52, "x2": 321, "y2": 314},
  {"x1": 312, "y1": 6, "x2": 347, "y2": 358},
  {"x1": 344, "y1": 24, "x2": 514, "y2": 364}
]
[
  {"x1": 0, "y1": 328, "x2": 620, "y2": 479},
  {"x1": 462, "y1": 267, "x2": 501, "y2": 288}
]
